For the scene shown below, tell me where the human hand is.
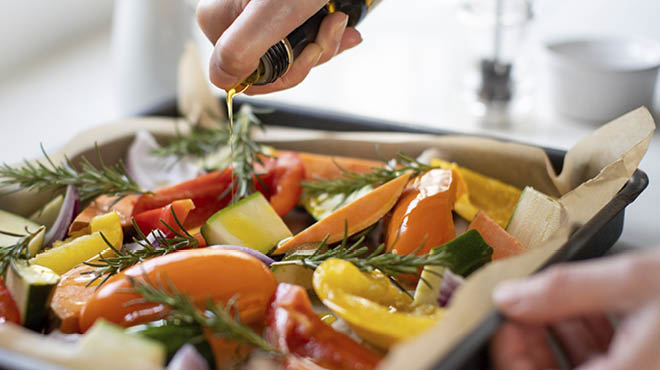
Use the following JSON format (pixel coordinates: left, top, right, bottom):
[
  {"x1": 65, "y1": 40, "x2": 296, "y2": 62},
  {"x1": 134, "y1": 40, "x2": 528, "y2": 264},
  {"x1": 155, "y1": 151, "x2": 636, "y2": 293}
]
[
  {"x1": 491, "y1": 249, "x2": 660, "y2": 370},
  {"x1": 196, "y1": 0, "x2": 363, "y2": 94}
]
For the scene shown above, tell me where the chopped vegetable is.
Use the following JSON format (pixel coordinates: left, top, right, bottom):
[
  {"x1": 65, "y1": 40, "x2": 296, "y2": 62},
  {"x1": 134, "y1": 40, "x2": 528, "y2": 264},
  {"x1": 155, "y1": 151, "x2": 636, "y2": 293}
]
[
  {"x1": 79, "y1": 248, "x2": 277, "y2": 332},
  {"x1": 201, "y1": 192, "x2": 292, "y2": 254},
  {"x1": 507, "y1": 186, "x2": 563, "y2": 249},
  {"x1": 414, "y1": 230, "x2": 493, "y2": 306},
  {"x1": 29, "y1": 194, "x2": 64, "y2": 229},
  {"x1": 5, "y1": 259, "x2": 60, "y2": 330},
  {"x1": 43, "y1": 185, "x2": 80, "y2": 248},
  {"x1": 313, "y1": 258, "x2": 444, "y2": 349},
  {"x1": 275, "y1": 172, "x2": 411, "y2": 255},
  {"x1": 0, "y1": 276, "x2": 19, "y2": 324},
  {"x1": 266, "y1": 283, "x2": 382, "y2": 369},
  {"x1": 0, "y1": 209, "x2": 42, "y2": 250},
  {"x1": 133, "y1": 199, "x2": 196, "y2": 236},
  {"x1": 50, "y1": 264, "x2": 99, "y2": 333},
  {"x1": 468, "y1": 211, "x2": 526, "y2": 260},
  {"x1": 432, "y1": 159, "x2": 522, "y2": 227},
  {"x1": 209, "y1": 245, "x2": 275, "y2": 266},
  {"x1": 385, "y1": 169, "x2": 458, "y2": 256},
  {"x1": 31, "y1": 212, "x2": 123, "y2": 275}
]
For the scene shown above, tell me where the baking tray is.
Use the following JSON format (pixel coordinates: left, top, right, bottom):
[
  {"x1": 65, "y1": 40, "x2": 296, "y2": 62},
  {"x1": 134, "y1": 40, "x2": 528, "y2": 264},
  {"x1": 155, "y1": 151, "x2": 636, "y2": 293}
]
[
  {"x1": 142, "y1": 96, "x2": 649, "y2": 370},
  {"x1": 0, "y1": 97, "x2": 648, "y2": 370}
]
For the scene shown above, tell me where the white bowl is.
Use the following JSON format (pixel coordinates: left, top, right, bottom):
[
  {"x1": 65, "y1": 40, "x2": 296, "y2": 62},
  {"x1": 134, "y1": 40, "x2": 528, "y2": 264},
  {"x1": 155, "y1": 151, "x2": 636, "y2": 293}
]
[{"x1": 546, "y1": 38, "x2": 660, "y2": 123}]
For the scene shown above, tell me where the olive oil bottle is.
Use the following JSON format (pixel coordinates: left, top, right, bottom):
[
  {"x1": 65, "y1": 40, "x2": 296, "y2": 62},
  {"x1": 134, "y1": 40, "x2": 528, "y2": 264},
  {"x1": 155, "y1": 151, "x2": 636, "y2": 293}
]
[{"x1": 227, "y1": 0, "x2": 381, "y2": 131}]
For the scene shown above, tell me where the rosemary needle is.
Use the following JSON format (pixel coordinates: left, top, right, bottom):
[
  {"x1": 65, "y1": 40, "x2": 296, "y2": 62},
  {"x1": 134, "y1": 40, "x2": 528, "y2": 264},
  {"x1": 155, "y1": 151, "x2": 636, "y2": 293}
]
[
  {"x1": 0, "y1": 227, "x2": 44, "y2": 277},
  {"x1": 0, "y1": 145, "x2": 145, "y2": 204},
  {"x1": 301, "y1": 153, "x2": 437, "y2": 198},
  {"x1": 129, "y1": 275, "x2": 279, "y2": 354}
]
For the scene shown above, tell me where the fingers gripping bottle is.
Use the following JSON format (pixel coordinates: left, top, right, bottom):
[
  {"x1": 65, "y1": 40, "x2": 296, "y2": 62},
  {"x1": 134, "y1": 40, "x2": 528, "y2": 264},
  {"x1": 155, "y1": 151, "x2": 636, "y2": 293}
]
[{"x1": 233, "y1": 0, "x2": 382, "y2": 92}]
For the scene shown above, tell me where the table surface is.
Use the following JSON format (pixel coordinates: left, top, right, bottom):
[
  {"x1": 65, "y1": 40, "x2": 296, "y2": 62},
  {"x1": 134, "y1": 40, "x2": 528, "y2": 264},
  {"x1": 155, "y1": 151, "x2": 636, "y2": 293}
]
[{"x1": 0, "y1": 0, "x2": 658, "y2": 252}]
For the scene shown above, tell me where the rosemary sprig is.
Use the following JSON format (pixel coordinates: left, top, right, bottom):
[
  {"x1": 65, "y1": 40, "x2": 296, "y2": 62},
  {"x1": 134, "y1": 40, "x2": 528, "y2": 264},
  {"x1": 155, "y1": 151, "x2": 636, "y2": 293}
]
[
  {"x1": 301, "y1": 153, "x2": 436, "y2": 198},
  {"x1": 151, "y1": 126, "x2": 230, "y2": 158},
  {"x1": 0, "y1": 145, "x2": 145, "y2": 204},
  {"x1": 227, "y1": 105, "x2": 268, "y2": 201},
  {"x1": 83, "y1": 208, "x2": 199, "y2": 287},
  {"x1": 129, "y1": 275, "x2": 279, "y2": 354},
  {"x1": 0, "y1": 226, "x2": 44, "y2": 277}
]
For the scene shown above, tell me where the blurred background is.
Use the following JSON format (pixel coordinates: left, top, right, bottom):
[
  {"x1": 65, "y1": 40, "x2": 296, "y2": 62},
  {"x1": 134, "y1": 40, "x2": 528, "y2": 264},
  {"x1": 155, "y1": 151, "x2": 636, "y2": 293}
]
[{"x1": 0, "y1": 0, "x2": 659, "y2": 248}]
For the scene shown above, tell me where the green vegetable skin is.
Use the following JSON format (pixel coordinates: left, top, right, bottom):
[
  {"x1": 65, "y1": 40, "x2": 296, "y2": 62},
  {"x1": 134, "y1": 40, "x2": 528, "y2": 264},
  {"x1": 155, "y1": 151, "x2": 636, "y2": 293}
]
[
  {"x1": 5, "y1": 259, "x2": 59, "y2": 330},
  {"x1": 201, "y1": 192, "x2": 292, "y2": 254},
  {"x1": 0, "y1": 210, "x2": 43, "y2": 251},
  {"x1": 414, "y1": 230, "x2": 493, "y2": 305},
  {"x1": 126, "y1": 320, "x2": 215, "y2": 368}
]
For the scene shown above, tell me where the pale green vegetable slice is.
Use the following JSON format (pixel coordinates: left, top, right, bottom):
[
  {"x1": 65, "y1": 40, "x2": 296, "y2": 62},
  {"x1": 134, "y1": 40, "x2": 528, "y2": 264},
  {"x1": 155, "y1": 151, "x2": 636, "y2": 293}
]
[
  {"x1": 506, "y1": 186, "x2": 562, "y2": 249},
  {"x1": 301, "y1": 184, "x2": 373, "y2": 221},
  {"x1": 0, "y1": 210, "x2": 43, "y2": 250},
  {"x1": 201, "y1": 192, "x2": 292, "y2": 254}
]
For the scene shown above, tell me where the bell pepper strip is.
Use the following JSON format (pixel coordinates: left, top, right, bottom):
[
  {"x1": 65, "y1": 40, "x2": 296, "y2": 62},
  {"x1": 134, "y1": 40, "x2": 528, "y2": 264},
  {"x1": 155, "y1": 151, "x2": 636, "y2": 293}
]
[
  {"x1": 265, "y1": 152, "x2": 305, "y2": 217},
  {"x1": 133, "y1": 169, "x2": 234, "y2": 230},
  {"x1": 275, "y1": 151, "x2": 384, "y2": 181},
  {"x1": 385, "y1": 169, "x2": 458, "y2": 256},
  {"x1": 132, "y1": 199, "x2": 195, "y2": 237},
  {"x1": 431, "y1": 159, "x2": 522, "y2": 227},
  {"x1": 313, "y1": 258, "x2": 443, "y2": 350},
  {"x1": 275, "y1": 173, "x2": 411, "y2": 255},
  {"x1": 0, "y1": 277, "x2": 19, "y2": 324},
  {"x1": 78, "y1": 248, "x2": 277, "y2": 332},
  {"x1": 131, "y1": 152, "x2": 305, "y2": 229},
  {"x1": 266, "y1": 283, "x2": 382, "y2": 370}
]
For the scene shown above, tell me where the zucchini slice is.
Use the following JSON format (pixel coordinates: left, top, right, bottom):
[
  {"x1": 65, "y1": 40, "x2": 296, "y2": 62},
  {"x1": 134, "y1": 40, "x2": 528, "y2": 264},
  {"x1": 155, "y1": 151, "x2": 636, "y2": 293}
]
[
  {"x1": 201, "y1": 192, "x2": 292, "y2": 254},
  {"x1": 5, "y1": 259, "x2": 60, "y2": 330}
]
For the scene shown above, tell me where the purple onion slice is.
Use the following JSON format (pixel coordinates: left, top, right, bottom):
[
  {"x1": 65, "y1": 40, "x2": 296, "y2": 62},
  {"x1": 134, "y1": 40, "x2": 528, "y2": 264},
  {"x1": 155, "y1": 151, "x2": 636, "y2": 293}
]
[
  {"x1": 44, "y1": 185, "x2": 80, "y2": 248},
  {"x1": 209, "y1": 245, "x2": 275, "y2": 266},
  {"x1": 437, "y1": 268, "x2": 465, "y2": 308}
]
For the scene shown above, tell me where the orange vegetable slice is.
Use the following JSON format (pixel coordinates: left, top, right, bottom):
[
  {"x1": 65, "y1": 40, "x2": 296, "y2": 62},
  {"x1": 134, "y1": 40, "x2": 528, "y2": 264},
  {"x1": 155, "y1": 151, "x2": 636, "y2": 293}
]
[
  {"x1": 273, "y1": 173, "x2": 412, "y2": 255},
  {"x1": 50, "y1": 265, "x2": 100, "y2": 333},
  {"x1": 467, "y1": 211, "x2": 526, "y2": 260},
  {"x1": 289, "y1": 151, "x2": 385, "y2": 181}
]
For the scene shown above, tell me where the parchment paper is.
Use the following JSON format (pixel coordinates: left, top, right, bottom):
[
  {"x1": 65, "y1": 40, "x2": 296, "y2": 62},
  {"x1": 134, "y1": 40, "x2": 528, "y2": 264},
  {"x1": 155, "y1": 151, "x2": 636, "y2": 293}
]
[{"x1": 175, "y1": 46, "x2": 655, "y2": 369}]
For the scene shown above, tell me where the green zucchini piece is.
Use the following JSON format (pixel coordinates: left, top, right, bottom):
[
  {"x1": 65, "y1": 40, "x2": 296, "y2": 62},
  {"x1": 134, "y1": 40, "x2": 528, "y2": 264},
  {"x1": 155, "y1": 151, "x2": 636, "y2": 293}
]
[
  {"x1": 5, "y1": 259, "x2": 59, "y2": 330},
  {"x1": 301, "y1": 185, "x2": 373, "y2": 221},
  {"x1": 80, "y1": 320, "x2": 165, "y2": 367},
  {"x1": 0, "y1": 210, "x2": 43, "y2": 251},
  {"x1": 29, "y1": 194, "x2": 64, "y2": 230},
  {"x1": 506, "y1": 186, "x2": 562, "y2": 249},
  {"x1": 201, "y1": 192, "x2": 292, "y2": 254}
]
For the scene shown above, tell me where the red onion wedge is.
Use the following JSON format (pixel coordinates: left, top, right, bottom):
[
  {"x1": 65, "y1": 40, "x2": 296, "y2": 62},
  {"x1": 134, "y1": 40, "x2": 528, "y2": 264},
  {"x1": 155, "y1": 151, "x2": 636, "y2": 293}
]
[
  {"x1": 437, "y1": 268, "x2": 464, "y2": 308},
  {"x1": 127, "y1": 130, "x2": 202, "y2": 190},
  {"x1": 44, "y1": 185, "x2": 80, "y2": 248},
  {"x1": 167, "y1": 344, "x2": 210, "y2": 370},
  {"x1": 209, "y1": 245, "x2": 275, "y2": 266}
]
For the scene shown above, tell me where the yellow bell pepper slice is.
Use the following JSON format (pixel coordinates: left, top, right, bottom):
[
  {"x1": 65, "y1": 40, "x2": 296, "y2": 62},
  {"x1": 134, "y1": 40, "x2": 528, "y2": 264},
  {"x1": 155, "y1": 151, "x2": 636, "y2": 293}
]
[
  {"x1": 31, "y1": 212, "x2": 122, "y2": 275},
  {"x1": 313, "y1": 258, "x2": 443, "y2": 349},
  {"x1": 432, "y1": 159, "x2": 521, "y2": 228}
]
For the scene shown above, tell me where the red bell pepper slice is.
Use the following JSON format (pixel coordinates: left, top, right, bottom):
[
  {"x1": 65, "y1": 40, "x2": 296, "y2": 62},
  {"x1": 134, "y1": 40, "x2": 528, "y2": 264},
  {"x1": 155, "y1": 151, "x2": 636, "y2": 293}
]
[
  {"x1": 0, "y1": 277, "x2": 19, "y2": 324},
  {"x1": 266, "y1": 283, "x2": 382, "y2": 370},
  {"x1": 133, "y1": 169, "x2": 234, "y2": 229},
  {"x1": 132, "y1": 152, "x2": 304, "y2": 229},
  {"x1": 265, "y1": 152, "x2": 305, "y2": 217},
  {"x1": 133, "y1": 199, "x2": 195, "y2": 237}
]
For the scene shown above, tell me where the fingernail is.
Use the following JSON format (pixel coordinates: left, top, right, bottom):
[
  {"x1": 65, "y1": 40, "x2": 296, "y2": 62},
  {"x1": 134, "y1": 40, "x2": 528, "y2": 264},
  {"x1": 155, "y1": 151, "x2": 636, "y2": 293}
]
[
  {"x1": 309, "y1": 44, "x2": 323, "y2": 65},
  {"x1": 493, "y1": 280, "x2": 525, "y2": 306}
]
